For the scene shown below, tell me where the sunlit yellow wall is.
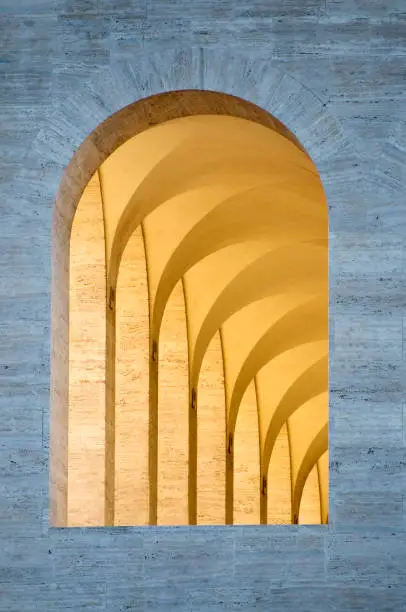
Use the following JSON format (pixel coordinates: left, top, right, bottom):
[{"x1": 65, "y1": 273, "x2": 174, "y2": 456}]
[
  {"x1": 115, "y1": 227, "x2": 149, "y2": 526},
  {"x1": 233, "y1": 382, "x2": 260, "y2": 524},
  {"x1": 197, "y1": 332, "x2": 225, "y2": 524},
  {"x1": 68, "y1": 172, "x2": 106, "y2": 526},
  {"x1": 157, "y1": 281, "x2": 189, "y2": 525},
  {"x1": 267, "y1": 425, "x2": 291, "y2": 524},
  {"x1": 299, "y1": 465, "x2": 321, "y2": 525}
]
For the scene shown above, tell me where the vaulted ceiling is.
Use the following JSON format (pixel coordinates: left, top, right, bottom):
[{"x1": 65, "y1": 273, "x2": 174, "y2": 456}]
[{"x1": 68, "y1": 114, "x2": 328, "y2": 526}]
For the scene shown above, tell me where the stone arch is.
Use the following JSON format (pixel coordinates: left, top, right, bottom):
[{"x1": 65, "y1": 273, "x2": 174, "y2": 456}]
[{"x1": 45, "y1": 48, "x2": 346, "y2": 527}]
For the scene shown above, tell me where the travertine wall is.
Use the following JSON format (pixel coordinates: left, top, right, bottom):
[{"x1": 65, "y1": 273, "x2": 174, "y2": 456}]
[{"x1": 1, "y1": 1, "x2": 405, "y2": 610}]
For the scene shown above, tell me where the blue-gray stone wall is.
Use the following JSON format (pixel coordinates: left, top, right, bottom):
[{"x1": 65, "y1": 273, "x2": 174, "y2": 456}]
[{"x1": 0, "y1": 2, "x2": 405, "y2": 610}]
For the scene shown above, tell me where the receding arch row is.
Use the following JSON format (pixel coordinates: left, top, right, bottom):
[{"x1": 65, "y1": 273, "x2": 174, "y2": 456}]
[
  {"x1": 97, "y1": 114, "x2": 326, "y2": 525},
  {"x1": 99, "y1": 115, "x2": 328, "y2": 525},
  {"x1": 52, "y1": 90, "x2": 328, "y2": 527},
  {"x1": 69, "y1": 199, "x2": 327, "y2": 526}
]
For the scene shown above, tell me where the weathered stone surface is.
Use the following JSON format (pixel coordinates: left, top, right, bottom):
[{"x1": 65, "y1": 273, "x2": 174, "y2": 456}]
[{"x1": 0, "y1": 1, "x2": 405, "y2": 609}]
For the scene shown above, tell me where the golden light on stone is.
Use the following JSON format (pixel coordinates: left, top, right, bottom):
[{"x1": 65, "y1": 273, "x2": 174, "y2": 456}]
[{"x1": 54, "y1": 96, "x2": 328, "y2": 527}]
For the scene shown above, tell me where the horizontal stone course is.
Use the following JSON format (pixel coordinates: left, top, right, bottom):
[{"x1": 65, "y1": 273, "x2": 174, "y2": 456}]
[{"x1": 0, "y1": 2, "x2": 405, "y2": 609}]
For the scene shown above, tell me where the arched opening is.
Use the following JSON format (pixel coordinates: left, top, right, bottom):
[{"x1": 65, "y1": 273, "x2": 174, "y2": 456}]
[{"x1": 51, "y1": 90, "x2": 328, "y2": 527}]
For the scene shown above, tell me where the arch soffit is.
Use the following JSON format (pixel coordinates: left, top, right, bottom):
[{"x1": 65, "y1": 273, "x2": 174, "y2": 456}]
[{"x1": 45, "y1": 48, "x2": 346, "y2": 242}]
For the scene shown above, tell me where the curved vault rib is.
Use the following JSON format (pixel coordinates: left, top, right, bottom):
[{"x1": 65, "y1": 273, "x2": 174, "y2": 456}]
[
  {"x1": 167, "y1": 241, "x2": 326, "y2": 523},
  {"x1": 288, "y1": 392, "x2": 328, "y2": 524},
  {"x1": 101, "y1": 144, "x2": 327, "y2": 519},
  {"x1": 111, "y1": 157, "x2": 321, "y2": 280},
  {"x1": 139, "y1": 147, "x2": 325, "y2": 299},
  {"x1": 97, "y1": 115, "x2": 327, "y2": 526},
  {"x1": 256, "y1": 348, "x2": 327, "y2": 522},
  {"x1": 260, "y1": 353, "x2": 328, "y2": 475},
  {"x1": 293, "y1": 427, "x2": 328, "y2": 524},
  {"x1": 219, "y1": 294, "x2": 327, "y2": 523},
  {"x1": 99, "y1": 113, "x2": 302, "y2": 256},
  {"x1": 228, "y1": 296, "x2": 327, "y2": 435},
  {"x1": 70, "y1": 110, "x2": 328, "y2": 526},
  {"x1": 151, "y1": 191, "x2": 326, "y2": 345},
  {"x1": 299, "y1": 462, "x2": 321, "y2": 524},
  {"x1": 220, "y1": 298, "x2": 326, "y2": 523},
  {"x1": 103, "y1": 115, "x2": 324, "y2": 288},
  {"x1": 317, "y1": 451, "x2": 329, "y2": 524},
  {"x1": 141, "y1": 181, "x2": 302, "y2": 308},
  {"x1": 224, "y1": 297, "x2": 327, "y2": 521},
  {"x1": 181, "y1": 241, "x2": 278, "y2": 521},
  {"x1": 188, "y1": 242, "x2": 327, "y2": 391},
  {"x1": 177, "y1": 242, "x2": 326, "y2": 523},
  {"x1": 221, "y1": 308, "x2": 326, "y2": 422},
  {"x1": 146, "y1": 228, "x2": 325, "y2": 524},
  {"x1": 62, "y1": 92, "x2": 329, "y2": 529},
  {"x1": 221, "y1": 300, "x2": 323, "y2": 447}
]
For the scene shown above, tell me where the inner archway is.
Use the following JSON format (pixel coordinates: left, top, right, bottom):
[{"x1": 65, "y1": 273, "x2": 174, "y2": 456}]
[{"x1": 51, "y1": 90, "x2": 328, "y2": 527}]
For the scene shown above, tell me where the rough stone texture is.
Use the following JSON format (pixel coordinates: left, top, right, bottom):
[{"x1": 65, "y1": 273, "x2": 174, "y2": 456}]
[{"x1": 0, "y1": 1, "x2": 405, "y2": 610}]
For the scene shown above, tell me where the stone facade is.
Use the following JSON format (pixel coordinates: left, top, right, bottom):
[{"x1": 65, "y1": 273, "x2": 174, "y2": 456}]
[{"x1": 0, "y1": 2, "x2": 405, "y2": 610}]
